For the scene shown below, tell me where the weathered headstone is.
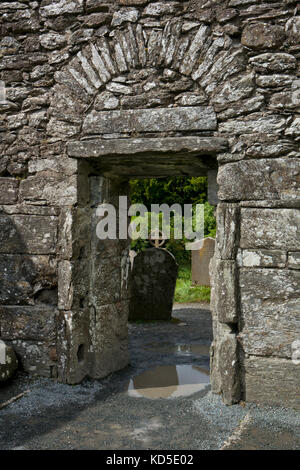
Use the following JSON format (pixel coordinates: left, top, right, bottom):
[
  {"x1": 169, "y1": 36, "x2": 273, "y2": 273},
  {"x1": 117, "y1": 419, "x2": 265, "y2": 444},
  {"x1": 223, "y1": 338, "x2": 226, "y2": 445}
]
[
  {"x1": 0, "y1": 340, "x2": 18, "y2": 382},
  {"x1": 190, "y1": 238, "x2": 215, "y2": 287},
  {"x1": 129, "y1": 248, "x2": 178, "y2": 321}
]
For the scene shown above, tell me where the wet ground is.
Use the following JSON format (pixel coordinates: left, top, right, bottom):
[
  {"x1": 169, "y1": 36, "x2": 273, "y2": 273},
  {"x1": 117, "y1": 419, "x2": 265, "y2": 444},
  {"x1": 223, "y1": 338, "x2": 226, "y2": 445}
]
[{"x1": 0, "y1": 303, "x2": 300, "y2": 450}]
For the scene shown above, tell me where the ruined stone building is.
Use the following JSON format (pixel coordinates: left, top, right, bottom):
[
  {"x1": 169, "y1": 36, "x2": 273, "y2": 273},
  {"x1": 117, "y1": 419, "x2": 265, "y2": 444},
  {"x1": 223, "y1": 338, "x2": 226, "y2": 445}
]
[{"x1": 0, "y1": 0, "x2": 299, "y2": 409}]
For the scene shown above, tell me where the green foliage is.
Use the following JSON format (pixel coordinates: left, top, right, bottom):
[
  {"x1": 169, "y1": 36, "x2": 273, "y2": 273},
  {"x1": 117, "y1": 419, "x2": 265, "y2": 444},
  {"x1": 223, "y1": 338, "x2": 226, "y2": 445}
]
[
  {"x1": 130, "y1": 177, "x2": 216, "y2": 264},
  {"x1": 203, "y1": 201, "x2": 217, "y2": 239},
  {"x1": 130, "y1": 176, "x2": 208, "y2": 206}
]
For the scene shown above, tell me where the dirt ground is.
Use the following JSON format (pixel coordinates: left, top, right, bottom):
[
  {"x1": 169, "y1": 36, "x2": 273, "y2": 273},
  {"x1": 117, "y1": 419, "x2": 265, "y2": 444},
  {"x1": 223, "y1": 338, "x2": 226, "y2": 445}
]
[{"x1": 0, "y1": 304, "x2": 299, "y2": 450}]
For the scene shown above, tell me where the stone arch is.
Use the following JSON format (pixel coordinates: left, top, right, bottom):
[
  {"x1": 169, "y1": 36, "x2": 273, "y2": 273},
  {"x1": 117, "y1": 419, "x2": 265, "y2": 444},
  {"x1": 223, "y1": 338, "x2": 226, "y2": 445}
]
[{"x1": 47, "y1": 19, "x2": 246, "y2": 138}]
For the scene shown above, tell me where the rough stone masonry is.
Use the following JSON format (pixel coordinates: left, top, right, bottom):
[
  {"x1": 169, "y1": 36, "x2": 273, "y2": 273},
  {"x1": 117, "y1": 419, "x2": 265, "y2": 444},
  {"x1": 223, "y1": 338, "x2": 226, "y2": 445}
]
[{"x1": 0, "y1": 0, "x2": 299, "y2": 409}]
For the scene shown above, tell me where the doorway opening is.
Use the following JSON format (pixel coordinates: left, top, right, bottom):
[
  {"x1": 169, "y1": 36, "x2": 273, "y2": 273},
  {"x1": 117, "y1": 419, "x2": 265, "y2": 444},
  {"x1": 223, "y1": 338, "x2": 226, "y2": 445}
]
[
  {"x1": 126, "y1": 175, "x2": 215, "y2": 399},
  {"x1": 65, "y1": 134, "x2": 225, "y2": 387}
]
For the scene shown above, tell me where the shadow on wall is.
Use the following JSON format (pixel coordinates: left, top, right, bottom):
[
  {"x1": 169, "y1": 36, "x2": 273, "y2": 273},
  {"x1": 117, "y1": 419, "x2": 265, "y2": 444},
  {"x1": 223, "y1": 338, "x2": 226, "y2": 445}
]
[{"x1": 0, "y1": 212, "x2": 58, "y2": 377}]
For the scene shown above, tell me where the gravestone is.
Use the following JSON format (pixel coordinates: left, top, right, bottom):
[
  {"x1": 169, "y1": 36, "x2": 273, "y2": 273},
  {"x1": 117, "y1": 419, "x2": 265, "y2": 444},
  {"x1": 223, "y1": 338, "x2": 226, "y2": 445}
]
[
  {"x1": 129, "y1": 248, "x2": 178, "y2": 321},
  {"x1": 190, "y1": 238, "x2": 215, "y2": 287}
]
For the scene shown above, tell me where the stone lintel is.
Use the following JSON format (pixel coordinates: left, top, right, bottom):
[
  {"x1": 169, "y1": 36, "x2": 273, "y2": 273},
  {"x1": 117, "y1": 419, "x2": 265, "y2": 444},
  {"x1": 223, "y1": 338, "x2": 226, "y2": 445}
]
[
  {"x1": 67, "y1": 136, "x2": 227, "y2": 178},
  {"x1": 82, "y1": 106, "x2": 217, "y2": 135},
  {"x1": 67, "y1": 136, "x2": 228, "y2": 159}
]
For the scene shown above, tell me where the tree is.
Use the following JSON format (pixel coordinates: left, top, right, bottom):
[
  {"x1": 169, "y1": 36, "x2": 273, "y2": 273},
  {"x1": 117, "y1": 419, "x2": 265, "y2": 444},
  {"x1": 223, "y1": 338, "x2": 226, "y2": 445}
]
[
  {"x1": 129, "y1": 177, "x2": 216, "y2": 264},
  {"x1": 130, "y1": 176, "x2": 208, "y2": 207}
]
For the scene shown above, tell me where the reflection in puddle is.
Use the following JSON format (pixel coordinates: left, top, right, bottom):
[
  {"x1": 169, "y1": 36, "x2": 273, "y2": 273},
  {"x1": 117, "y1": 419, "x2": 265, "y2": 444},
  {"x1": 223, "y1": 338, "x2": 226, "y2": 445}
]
[
  {"x1": 175, "y1": 344, "x2": 210, "y2": 356},
  {"x1": 143, "y1": 342, "x2": 210, "y2": 357},
  {"x1": 128, "y1": 364, "x2": 210, "y2": 399}
]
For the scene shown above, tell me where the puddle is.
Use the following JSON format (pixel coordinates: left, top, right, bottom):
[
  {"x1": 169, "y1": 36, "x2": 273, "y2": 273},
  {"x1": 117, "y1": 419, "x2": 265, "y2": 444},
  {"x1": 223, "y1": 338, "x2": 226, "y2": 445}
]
[
  {"x1": 142, "y1": 342, "x2": 210, "y2": 357},
  {"x1": 174, "y1": 344, "x2": 210, "y2": 356},
  {"x1": 127, "y1": 364, "x2": 210, "y2": 399}
]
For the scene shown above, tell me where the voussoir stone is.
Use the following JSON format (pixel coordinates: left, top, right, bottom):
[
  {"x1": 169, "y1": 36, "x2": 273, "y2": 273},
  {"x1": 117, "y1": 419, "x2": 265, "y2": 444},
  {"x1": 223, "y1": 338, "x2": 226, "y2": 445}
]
[{"x1": 0, "y1": 340, "x2": 18, "y2": 382}]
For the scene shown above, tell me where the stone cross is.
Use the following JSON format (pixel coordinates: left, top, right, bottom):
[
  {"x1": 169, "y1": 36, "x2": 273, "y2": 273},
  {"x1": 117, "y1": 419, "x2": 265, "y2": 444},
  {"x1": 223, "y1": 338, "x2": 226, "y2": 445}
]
[{"x1": 149, "y1": 229, "x2": 167, "y2": 248}]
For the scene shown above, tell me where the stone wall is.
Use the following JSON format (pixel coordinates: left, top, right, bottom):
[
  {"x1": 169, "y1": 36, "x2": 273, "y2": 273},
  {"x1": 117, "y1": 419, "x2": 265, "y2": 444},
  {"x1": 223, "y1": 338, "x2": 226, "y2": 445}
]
[{"x1": 0, "y1": 1, "x2": 299, "y2": 408}]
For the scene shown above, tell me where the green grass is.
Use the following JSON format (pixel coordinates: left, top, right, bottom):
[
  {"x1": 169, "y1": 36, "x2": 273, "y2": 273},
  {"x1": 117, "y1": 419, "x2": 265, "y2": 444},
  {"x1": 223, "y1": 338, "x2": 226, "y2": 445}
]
[{"x1": 174, "y1": 265, "x2": 211, "y2": 304}]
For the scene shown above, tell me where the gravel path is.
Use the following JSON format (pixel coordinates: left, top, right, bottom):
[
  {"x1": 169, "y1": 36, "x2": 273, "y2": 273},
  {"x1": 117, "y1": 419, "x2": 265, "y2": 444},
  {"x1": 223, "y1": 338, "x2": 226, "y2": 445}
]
[{"x1": 0, "y1": 304, "x2": 299, "y2": 450}]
